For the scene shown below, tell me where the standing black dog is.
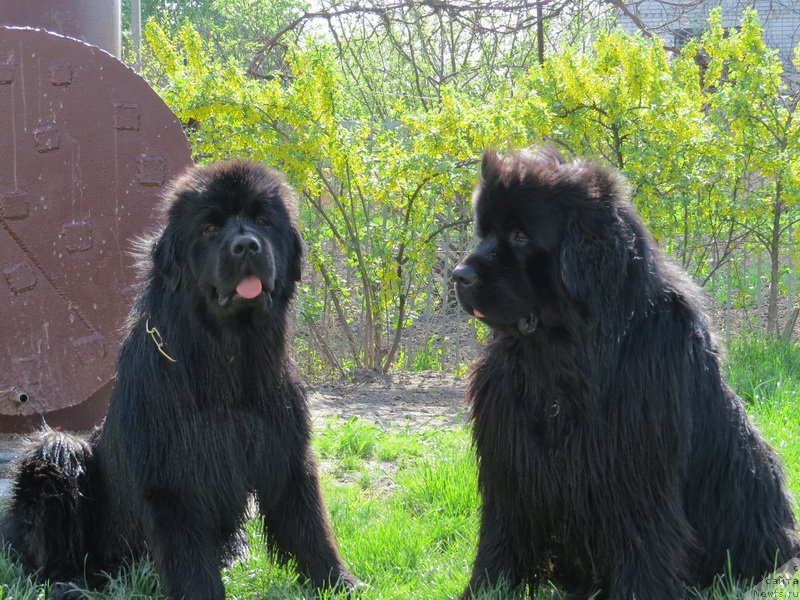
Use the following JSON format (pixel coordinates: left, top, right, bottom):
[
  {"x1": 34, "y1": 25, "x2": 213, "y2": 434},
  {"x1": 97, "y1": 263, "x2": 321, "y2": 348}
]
[
  {"x1": 452, "y1": 149, "x2": 799, "y2": 599},
  {"x1": 1, "y1": 161, "x2": 357, "y2": 599}
]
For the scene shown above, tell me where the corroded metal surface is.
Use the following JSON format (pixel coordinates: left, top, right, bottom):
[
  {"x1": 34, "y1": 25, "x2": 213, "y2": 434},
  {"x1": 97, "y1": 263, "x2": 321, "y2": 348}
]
[
  {"x1": 0, "y1": 27, "x2": 192, "y2": 430},
  {"x1": 0, "y1": 0, "x2": 121, "y2": 57}
]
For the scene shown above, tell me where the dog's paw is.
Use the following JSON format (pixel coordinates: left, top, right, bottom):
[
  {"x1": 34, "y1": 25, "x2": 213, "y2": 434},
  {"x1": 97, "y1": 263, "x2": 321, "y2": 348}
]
[
  {"x1": 327, "y1": 569, "x2": 367, "y2": 595},
  {"x1": 50, "y1": 581, "x2": 88, "y2": 600}
]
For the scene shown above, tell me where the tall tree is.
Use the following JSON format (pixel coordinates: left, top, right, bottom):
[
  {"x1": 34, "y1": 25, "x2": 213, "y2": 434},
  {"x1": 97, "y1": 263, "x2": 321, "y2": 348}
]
[{"x1": 696, "y1": 9, "x2": 799, "y2": 335}]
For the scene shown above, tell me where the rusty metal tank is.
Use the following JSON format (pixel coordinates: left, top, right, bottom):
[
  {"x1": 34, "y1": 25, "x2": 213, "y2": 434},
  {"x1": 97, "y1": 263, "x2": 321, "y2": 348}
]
[
  {"x1": 0, "y1": 0, "x2": 121, "y2": 57},
  {"x1": 0, "y1": 26, "x2": 192, "y2": 431}
]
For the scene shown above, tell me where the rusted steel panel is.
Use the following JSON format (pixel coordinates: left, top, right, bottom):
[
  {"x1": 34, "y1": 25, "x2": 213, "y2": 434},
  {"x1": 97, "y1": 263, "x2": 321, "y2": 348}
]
[
  {"x1": 0, "y1": 0, "x2": 121, "y2": 57},
  {"x1": 0, "y1": 27, "x2": 192, "y2": 431}
]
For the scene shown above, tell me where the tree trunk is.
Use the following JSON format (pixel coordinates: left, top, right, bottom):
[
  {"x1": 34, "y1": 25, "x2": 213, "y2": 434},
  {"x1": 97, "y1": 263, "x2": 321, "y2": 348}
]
[
  {"x1": 766, "y1": 181, "x2": 784, "y2": 335},
  {"x1": 537, "y1": 2, "x2": 545, "y2": 64},
  {"x1": 782, "y1": 306, "x2": 799, "y2": 340}
]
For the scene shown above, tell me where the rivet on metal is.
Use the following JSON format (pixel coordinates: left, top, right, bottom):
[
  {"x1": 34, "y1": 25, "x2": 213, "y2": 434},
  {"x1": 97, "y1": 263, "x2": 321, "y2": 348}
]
[
  {"x1": 3, "y1": 261, "x2": 37, "y2": 294},
  {"x1": 33, "y1": 123, "x2": 60, "y2": 152},
  {"x1": 138, "y1": 154, "x2": 166, "y2": 186},
  {"x1": 114, "y1": 102, "x2": 140, "y2": 131},
  {"x1": 62, "y1": 220, "x2": 93, "y2": 253},
  {"x1": 49, "y1": 63, "x2": 73, "y2": 86},
  {"x1": 0, "y1": 191, "x2": 29, "y2": 219}
]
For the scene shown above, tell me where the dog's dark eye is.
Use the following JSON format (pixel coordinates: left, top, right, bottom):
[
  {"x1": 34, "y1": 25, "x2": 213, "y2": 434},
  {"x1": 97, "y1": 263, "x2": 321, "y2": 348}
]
[
  {"x1": 256, "y1": 217, "x2": 268, "y2": 226},
  {"x1": 511, "y1": 229, "x2": 529, "y2": 244},
  {"x1": 203, "y1": 224, "x2": 219, "y2": 235}
]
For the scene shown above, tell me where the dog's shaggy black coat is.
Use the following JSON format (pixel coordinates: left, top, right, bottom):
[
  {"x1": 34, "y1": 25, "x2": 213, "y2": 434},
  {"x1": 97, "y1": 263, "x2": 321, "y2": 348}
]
[
  {"x1": 452, "y1": 149, "x2": 799, "y2": 599},
  {"x1": 1, "y1": 161, "x2": 356, "y2": 599}
]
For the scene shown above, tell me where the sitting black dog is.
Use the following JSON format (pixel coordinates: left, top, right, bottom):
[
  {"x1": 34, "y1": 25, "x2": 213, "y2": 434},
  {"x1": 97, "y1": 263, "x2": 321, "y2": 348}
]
[
  {"x1": 2, "y1": 161, "x2": 357, "y2": 599},
  {"x1": 453, "y1": 149, "x2": 799, "y2": 599}
]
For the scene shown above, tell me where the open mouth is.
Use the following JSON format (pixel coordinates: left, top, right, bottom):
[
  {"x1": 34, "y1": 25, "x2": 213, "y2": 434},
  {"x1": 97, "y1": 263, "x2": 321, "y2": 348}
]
[
  {"x1": 466, "y1": 305, "x2": 494, "y2": 326},
  {"x1": 235, "y1": 276, "x2": 263, "y2": 300},
  {"x1": 466, "y1": 305, "x2": 539, "y2": 336},
  {"x1": 215, "y1": 276, "x2": 270, "y2": 308}
]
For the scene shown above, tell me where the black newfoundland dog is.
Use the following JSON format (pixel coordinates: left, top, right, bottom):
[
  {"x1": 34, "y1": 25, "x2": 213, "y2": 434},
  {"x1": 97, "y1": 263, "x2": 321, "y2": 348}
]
[
  {"x1": 452, "y1": 149, "x2": 799, "y2": 599},
  {"x1": 1, "y1": 161, "x2": 357, "y2": 599}
]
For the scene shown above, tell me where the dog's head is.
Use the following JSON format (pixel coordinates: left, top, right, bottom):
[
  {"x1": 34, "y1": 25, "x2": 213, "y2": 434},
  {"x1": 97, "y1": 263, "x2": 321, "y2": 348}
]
[
  {"x1": 150, "y1": 161, "x2": 303, "y2": 322},
  {"x1": 453, "y1": 149, "x2": 649, "y2": 337}
]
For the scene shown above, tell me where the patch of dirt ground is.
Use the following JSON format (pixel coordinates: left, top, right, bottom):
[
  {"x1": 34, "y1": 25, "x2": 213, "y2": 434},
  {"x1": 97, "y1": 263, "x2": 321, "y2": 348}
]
[{"x1": 308, "y1": 370, "x2": 469, "y2": 429}]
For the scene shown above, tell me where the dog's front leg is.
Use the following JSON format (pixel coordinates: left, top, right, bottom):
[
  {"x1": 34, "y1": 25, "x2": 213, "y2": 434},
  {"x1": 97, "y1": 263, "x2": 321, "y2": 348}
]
[
  {"x1": 461, "y1": 495, "x2": 526, "y2": 598},
  {"x1": 257, "y1": 452, "x2": 358, "y2": 592},
  {"x1": 142, "y1": 488, "x2": 226, "y2": 600}
]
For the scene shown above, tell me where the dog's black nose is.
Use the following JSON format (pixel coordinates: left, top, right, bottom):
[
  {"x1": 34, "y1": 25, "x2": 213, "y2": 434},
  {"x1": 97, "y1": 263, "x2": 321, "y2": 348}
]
[
  {"x1": 231, "y1": 234, "x2": 261, "y2": 257},
  {"x1": 451, "y1": 263, "x2": 477, "y2": 286}
]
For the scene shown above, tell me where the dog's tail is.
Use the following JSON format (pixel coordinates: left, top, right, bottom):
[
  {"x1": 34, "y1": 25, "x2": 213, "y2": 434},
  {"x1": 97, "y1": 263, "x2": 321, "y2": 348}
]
[{"x1": 1, "y1": 429, "x2": 95, "y2": 581}]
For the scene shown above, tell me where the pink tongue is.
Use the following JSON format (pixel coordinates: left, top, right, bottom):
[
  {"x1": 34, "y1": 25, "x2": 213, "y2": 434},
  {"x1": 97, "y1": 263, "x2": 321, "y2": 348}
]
[
  {"x1": 473, "y1": 309, "x2": 485, "y2": 318},
  {"x1": 236, "y1": 276, "x2": 263, "y2": 299}
]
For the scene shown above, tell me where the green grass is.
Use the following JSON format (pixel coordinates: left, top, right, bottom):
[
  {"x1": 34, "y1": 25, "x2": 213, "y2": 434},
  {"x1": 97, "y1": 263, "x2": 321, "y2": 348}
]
[
  {"x1": 2, "y1": 335, "x2": 799, "y2": 599},
  {"x1": 0, "y1": 553, "x2": 49, "y2": 600},
  {"x1": 725, "y1": 332, "x2": 800, "y2": 406}
]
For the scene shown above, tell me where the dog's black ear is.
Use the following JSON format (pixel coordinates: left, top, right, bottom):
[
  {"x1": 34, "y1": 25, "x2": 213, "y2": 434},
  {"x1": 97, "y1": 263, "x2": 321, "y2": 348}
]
[
  {"x1": 480, "y1": 150, "x2": 503, "y2": 188},
  {"x1": 560, "y1": 208, "x2": 633, "y2": 303},
  {"x1": 560, "y1": 161, "x2": 640, "y2": 300},
  {"x1": 152, "y1": 230, "x2": 182, "y2": 291},
  {"x1": 289, "y1": 228, "x2": 303, "y2": 282},
  {"x1": 559, "y1": 212, "x2": 592, "y2": 300}
]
